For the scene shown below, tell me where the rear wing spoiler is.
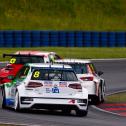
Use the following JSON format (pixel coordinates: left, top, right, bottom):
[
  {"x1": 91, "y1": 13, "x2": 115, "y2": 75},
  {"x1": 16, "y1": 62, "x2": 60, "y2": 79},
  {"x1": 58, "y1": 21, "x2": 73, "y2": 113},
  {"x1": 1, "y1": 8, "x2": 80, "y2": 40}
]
[{"x1": 3, "y1": 54, "x2": 44, "y2": 58}]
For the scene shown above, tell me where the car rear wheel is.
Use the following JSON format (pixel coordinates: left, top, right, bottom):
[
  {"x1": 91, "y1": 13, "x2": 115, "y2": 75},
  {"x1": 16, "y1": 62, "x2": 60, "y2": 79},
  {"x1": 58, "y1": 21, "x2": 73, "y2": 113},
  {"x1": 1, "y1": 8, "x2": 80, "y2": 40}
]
[
  {"x1": 101, "y1": 84, "x2": 106, "y2": 103},
  {"x1": 93, "y1": 86, "x2": 102, "y2": 105},
  {"x1": 2, "y1": 87, "x2": 7, "y2": 109},
  {"x1": 76, "y1": 109, "x2": 88, "y2": 117},
  {"x1": 62, "y1": 109, "x2": 71, "y2": 115},
  {"x1": 98, "y1": 86, "x2": 102, "y2": 102},
  {"x1": 96, "y1": 85, "x2": 105, "y2": 104},
  {"x1": 14, "y1": 92, "x2": 21, "y2": 112}
]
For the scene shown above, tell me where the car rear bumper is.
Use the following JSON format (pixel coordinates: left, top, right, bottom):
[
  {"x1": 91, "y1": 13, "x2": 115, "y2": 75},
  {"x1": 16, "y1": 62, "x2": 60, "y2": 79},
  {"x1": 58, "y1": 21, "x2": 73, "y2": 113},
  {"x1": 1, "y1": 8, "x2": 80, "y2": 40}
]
[{"x1": 20, "y1": 97, "x2": 88, "y2": 111}]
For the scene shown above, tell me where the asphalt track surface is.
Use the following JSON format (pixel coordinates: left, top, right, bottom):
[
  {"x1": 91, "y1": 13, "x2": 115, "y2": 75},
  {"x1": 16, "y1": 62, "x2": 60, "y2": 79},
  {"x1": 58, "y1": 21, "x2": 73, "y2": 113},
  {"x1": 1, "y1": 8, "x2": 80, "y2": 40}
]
[{"x1": 0, "y1": 60, "x2": 126, "y2": 126}]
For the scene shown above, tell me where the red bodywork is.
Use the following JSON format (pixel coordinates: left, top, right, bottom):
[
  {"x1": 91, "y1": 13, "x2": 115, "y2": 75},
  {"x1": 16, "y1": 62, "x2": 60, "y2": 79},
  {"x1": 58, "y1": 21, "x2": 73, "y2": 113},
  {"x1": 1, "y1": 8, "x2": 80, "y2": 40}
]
[
  {"x1": 0, "y1": 51, "x2": 57, "y2": 85},
  {"x1": 0, "y1": 64, "x2": 23, "y2": 84}
]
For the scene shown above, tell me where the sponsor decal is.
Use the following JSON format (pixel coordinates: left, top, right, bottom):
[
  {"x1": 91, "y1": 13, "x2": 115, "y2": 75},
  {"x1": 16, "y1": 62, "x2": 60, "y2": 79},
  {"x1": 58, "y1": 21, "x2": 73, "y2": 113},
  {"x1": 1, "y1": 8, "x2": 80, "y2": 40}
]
[
  {"x1": 44, "y1": 84, "x2": 52, "y2": 87},
  {"x1": 46, "y1": 88, "x2": 52, "y2": 93},
  {"x1": 34, "y1": 88, "x2": 43, "y2": 94},
  {"x1": 59, "y1": 82, "x2": 67, "y2": 87},
  {"x1": 52, "y1": 85, "x2": 59, "y2": 93},
  {"x1": 10, "y1": 58, "x2": 16, "y2": 64},
  {"x1": 11, "y1": 88, "x2": 15, "y2": 97},
  {"x1": 33, "y1": 71, "x2": 40, "y2": 78},
  {"x1": 44, "y1": 81, "x2": 52, "y2": 87},
  {"x1": 44, "y1": 81, "x2": 53, "y2": 84}
]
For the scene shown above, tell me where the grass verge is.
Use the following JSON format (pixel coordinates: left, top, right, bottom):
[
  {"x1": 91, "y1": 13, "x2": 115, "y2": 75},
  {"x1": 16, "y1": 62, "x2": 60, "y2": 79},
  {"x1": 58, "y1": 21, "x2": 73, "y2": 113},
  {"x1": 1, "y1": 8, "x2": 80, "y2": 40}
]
[
  {"x1": 106, "y1": 92, "x2": 126, "y2": 103},
  {"x1": 1, "y1": 0, "x2": 126, "y2": 31},
  {"x1": 0, "y1": 47, "x2": 126, "y2": 61},
  {"x1": 0, "y1": 123, "x2": 22, "y2": 126}
]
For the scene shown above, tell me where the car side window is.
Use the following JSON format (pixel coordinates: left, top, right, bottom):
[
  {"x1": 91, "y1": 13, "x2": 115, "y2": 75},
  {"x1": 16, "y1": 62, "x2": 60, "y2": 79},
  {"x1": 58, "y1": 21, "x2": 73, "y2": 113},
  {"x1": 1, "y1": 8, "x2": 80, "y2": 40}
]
[
  {"x1": 71, "y1": 64, "x2": 87, "y2": 74},
  {"x1": 87, "y1": 63, "x2": 97, "y2": 74},
  {"x1": 31, "y1": 69, "x2": 48, "y2": 80},
  {"x1": 54, "y1": 54, "x2": 61, "y2": 60},
  {"x1": 16, "y1": 66, "x2": 30, "y2": 80}
]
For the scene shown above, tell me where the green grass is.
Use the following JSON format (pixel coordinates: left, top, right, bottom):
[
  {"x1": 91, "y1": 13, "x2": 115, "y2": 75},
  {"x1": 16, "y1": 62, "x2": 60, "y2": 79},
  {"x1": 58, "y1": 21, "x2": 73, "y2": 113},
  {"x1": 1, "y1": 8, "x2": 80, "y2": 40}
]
[
  {"x1": 106, "y1": 92, "x2": 126, "y2": 103},
  {"x1": 0, "y1": 124, "x2": 23, "y2": 126},
  {"x1": 0, "y1": 47, "x2": 126, "y2": 61},
  {"x1": 0, "y1": 0, "x2": 126, "y2": 30}
]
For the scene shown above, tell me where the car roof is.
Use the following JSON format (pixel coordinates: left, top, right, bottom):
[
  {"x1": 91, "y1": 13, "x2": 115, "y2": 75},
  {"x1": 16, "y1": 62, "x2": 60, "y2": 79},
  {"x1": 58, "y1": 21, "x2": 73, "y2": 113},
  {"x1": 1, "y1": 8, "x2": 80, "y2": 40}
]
[
  {"x1": 55, "y1": 59, "x2": 91, "y2": 64},
  {"x1": 15, "y1": 51, "x2": 56, "y2": 56},
  {"x1": 26, "y1": 63, "x2": 72, "y2": 69}
]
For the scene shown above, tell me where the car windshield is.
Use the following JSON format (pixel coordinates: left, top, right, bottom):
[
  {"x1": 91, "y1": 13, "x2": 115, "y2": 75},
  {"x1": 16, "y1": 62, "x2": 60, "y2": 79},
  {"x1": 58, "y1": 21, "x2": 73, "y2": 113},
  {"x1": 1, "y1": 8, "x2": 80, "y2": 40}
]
[
  {"x1": 31, "y1": 68, "x2": 78, "y2": 81},
  {"x1": 9, "y1": 56, "x2": 44, "y2": 64}
]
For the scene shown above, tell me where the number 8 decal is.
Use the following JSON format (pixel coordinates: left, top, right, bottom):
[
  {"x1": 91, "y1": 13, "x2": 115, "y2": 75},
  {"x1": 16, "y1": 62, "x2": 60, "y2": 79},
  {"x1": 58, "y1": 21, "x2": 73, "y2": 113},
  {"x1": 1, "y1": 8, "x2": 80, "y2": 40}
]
[
  {"x1": 33, "y1": 71, "x2": 40, "y2": 78},
  {"x1": 10, "y1": 58, "x2": 16, "y2": 64}
]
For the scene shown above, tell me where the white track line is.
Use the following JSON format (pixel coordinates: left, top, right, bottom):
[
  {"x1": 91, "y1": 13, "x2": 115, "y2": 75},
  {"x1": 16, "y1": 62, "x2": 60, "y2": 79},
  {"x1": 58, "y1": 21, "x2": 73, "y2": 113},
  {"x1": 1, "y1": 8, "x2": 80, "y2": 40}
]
[{"x1": 0, "y1": 121, "x2": 41, "y2": 126}]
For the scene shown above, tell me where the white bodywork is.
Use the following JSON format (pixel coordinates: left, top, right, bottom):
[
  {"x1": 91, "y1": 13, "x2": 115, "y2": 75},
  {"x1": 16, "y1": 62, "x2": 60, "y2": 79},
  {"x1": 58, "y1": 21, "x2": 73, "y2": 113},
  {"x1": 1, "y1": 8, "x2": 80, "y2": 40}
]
[
  {"x1": 78, "y1": 73, "x2": 105, "y2": 96},
  {"x1": 3, "y1": 63, "x2": 88, "y2": 115},
  {"x1": 17, "y1": 80, "x2": 88, "y2": 110}
]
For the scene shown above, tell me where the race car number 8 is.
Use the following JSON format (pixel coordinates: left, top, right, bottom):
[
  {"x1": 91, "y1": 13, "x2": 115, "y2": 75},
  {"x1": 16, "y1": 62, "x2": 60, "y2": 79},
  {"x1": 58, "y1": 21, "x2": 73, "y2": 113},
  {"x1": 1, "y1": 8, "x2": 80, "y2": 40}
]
[
  {"x1": 33, "y1": 71, "x2": 40, "y2": 78},
  {"x1": 10, "y1": 58, "x2": 16, "y2": 64}
]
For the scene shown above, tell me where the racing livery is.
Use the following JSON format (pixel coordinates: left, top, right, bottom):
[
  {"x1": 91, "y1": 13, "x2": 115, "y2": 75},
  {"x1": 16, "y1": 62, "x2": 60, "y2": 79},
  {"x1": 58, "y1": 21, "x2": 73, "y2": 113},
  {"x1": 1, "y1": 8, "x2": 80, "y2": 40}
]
[
  {"x1": 55, "y1": 59, "x2": 106, "y2": 104},
  {"x1": 0, "y1": 51, "x2": 61, "y2": 85},
  {"x1": 1, "y1": 63, "x2": 88, "y2": 116}
]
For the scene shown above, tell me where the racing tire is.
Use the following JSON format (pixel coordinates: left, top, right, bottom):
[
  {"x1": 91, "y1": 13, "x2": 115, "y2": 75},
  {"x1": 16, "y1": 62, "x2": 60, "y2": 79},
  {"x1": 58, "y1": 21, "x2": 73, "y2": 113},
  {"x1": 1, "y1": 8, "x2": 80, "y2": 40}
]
[
  {"x1": 2, "y1": 87, "x2": 7, "y2": 109},
  {"x1": 94, "y1": 86, "x2": 102, "y2": 105},
  {"x1": 101, "y1": 84, "x2": 106, "y2": 103},
  {"x1": 98, "y1": 86, "x2": 102, "y2": 103},
  {"x1": 62, "y1": 109, "x2": 71, "y2": 115},
  {"x1": 14, "y1": 92, "x2": 21, "y2": 112},
  {"x1": 76, "y1": 109, "x2": 88, "y2": 117}
]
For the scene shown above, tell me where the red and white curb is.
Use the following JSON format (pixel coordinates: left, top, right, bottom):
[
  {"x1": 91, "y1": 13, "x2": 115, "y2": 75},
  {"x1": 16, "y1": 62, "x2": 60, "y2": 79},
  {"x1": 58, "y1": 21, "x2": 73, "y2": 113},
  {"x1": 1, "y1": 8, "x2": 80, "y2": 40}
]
[{"x1": 92, "y1": 90, "x2": 126, "y2": 117}]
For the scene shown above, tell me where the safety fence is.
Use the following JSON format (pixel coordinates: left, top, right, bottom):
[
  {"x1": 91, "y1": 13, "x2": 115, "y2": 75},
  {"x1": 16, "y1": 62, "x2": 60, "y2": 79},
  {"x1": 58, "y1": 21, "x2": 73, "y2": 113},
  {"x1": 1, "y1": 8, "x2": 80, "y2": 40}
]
[{"x1": 0, "y1": 31, "x2": 126, "y2": 47}]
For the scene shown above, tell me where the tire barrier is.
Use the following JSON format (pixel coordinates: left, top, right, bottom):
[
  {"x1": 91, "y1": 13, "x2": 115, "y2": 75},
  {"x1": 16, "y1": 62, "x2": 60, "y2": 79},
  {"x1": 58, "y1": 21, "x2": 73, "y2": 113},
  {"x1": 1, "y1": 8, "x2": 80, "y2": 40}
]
[{"x1": 0, "y1": 31, "x2": 126, "y2": 47}]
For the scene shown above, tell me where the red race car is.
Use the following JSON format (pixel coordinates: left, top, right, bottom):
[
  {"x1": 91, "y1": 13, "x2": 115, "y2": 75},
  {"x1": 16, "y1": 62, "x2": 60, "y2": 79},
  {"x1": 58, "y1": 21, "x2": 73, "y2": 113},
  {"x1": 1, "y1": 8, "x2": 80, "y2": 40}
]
[{"x1": 0, "y1": 51, "x2": 61, "y2": 85}]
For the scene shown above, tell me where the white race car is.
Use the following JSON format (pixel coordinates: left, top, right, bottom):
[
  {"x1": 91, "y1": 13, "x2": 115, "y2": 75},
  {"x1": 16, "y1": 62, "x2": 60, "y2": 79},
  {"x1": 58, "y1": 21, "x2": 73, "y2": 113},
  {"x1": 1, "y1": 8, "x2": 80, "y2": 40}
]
[
  {"x1": 55, "y1": 59, "x2": 106, "y2": 104},
  {"x1": 1, "y1": 63, "x2": 88, "y2": 116}
]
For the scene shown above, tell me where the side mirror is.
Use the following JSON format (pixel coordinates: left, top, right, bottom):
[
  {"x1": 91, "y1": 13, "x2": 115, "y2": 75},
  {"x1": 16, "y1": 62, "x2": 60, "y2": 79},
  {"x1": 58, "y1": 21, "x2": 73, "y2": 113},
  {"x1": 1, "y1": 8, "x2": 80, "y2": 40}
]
[
  {"x1": 97, "y1": 71, "x2": 103, "y2": 76},
  {"x1": 8, "y1": 75, "x2": 15, "y2": 80}
]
